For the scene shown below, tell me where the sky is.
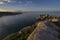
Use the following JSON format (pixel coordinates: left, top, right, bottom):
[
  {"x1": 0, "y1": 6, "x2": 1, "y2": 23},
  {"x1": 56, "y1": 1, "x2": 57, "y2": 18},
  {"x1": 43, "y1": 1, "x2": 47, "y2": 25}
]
[{"x1": 0, "y1": 0, "x2": 60, "y2": 11}]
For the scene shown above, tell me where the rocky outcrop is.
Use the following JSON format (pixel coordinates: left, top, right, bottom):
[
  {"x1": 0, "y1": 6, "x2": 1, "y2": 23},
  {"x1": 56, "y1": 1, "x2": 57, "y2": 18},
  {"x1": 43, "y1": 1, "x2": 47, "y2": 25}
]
[
  {"x1": 3, "y1": 21, "x2": 60, "y2": 40},
  {"x1": 3, "y1": 24, "x2": 36, "y2": 40},
  {"x1": 27, "y1": 21, "x2": 60, "y2": 40}
]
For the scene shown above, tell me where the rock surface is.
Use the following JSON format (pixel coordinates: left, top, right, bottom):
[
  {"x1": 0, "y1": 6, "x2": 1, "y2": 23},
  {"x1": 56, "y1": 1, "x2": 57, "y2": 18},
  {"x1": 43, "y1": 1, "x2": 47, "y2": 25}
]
[
  {"x1": 3, "y1": 21, "x2": 60, "y2": 40},
  {"x1": 27, "y1": 21, "x2": 60, "y2": 40}
]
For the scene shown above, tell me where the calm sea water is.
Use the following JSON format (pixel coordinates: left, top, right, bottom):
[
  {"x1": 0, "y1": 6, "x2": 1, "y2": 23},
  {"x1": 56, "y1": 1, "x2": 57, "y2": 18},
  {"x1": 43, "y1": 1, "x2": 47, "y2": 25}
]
[{"x1": 0, "y1": 12, "x2": 60, "y2": 40}]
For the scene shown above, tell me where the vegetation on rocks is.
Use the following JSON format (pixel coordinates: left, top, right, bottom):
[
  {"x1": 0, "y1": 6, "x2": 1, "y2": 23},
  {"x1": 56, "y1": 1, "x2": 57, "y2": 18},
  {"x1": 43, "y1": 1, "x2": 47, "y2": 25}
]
[{"x1": 4, "y1": 24, "x2": 36, "y2": 40}]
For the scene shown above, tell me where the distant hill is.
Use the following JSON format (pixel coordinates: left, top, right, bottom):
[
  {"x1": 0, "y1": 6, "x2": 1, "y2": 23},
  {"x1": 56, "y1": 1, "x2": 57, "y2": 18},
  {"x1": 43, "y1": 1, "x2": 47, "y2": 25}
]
[{"x1": 0, "y1": 12, "x2": 22, "y2": 17}]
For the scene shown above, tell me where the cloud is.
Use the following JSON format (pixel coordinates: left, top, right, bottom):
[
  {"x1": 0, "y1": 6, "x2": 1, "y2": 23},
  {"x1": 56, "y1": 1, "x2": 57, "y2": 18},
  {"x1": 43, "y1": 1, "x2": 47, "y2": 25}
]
[
  {"x1": 24, "y1": 1, "x2": 33, "y2": 6},
  {"x1": 0, "y1": 2, "x2": 4, "y2": 4},
  {"x1": 0, "y1": 0, "x2": 16, "y2": 4},
  {"x1": 0, "y1": 0, "x2": 35, "y2": 7},
  {"x1": 0, "y1": 0, "x2": 34, "y2": 6},
  {"x1": 17, "y1": 1, "x2": 34, "y2": 6}
]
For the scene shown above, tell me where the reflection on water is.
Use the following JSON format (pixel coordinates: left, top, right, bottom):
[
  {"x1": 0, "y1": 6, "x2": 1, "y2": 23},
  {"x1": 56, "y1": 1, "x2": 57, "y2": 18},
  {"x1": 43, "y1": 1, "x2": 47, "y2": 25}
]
[{"x1": 0, "y1": 12, "x2": 60, "y2": 40}]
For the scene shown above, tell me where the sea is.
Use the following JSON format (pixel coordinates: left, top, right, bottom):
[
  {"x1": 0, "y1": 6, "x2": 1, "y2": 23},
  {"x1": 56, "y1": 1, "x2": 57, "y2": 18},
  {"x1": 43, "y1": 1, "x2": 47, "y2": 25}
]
[{"x1": 0, "y1": 12, "x2": 60, "y2": 40}]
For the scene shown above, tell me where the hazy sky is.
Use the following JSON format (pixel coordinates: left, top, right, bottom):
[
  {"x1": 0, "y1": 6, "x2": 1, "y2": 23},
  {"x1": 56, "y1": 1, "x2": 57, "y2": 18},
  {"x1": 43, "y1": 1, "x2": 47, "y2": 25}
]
[{"x1": 0, "y1": 0, "x2": 60, "y2": 11}]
